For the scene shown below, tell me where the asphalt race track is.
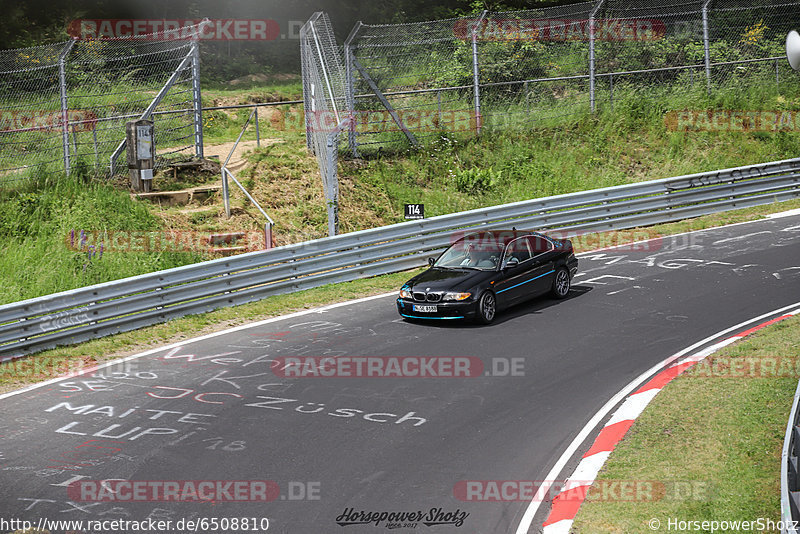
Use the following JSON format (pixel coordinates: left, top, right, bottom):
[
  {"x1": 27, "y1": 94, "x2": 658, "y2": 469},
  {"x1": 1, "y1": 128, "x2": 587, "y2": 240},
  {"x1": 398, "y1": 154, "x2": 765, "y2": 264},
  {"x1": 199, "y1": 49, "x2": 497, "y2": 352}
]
[{"x1": 1, "y1": 213, "x2": 799, "y2": 534}]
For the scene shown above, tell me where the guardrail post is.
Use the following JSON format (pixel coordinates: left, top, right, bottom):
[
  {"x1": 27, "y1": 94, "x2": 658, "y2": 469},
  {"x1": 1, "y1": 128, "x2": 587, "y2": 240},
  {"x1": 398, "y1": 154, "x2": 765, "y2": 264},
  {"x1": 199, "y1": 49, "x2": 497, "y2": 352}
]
[
  {"x1": 702, "y1": 0, "x2": 713, "y2": 94},
  {"x1": 59, "y1": 40, "x2": 76, "y2": 175},
  {"x1": 471, "y1": 11, "x2": 487, "y2": 134}
]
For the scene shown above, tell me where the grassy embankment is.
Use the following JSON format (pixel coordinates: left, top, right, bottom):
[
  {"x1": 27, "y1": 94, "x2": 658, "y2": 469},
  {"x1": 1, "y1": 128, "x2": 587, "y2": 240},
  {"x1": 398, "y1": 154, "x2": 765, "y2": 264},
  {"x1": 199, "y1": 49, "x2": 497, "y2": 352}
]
[
  {"x1": 574, "y1": 314, "x2": 800, "y2": 532},
  {"x1": 1, "y1": 77, "x2": 799, "y2": 306}
]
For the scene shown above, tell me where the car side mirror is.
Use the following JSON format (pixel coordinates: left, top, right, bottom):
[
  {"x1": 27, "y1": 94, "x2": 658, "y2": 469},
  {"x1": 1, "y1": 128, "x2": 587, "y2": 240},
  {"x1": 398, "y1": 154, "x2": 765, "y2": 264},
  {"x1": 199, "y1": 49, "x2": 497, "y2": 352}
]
[
  {"x1": 428, "y1": 257, "x2": 436, "y2": 267},
  {"x1": 503, "y1": 257, "x2": 519, "y2": 269}
]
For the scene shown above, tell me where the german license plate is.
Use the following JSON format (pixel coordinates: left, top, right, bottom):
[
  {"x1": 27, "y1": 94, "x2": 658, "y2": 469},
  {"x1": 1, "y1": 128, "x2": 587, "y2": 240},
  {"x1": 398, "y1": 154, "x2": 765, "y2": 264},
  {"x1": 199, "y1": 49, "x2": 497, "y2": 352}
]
[{"x1": 413, "y1": 305, "x2": 437, "y2": 313}]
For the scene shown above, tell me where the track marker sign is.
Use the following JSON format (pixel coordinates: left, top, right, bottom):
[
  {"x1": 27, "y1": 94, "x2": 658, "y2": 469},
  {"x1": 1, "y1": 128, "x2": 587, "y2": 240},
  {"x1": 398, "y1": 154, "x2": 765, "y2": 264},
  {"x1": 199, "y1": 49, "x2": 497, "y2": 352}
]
[{"x1": 404, "y1": 204, "x2": 424, "y2": 220}]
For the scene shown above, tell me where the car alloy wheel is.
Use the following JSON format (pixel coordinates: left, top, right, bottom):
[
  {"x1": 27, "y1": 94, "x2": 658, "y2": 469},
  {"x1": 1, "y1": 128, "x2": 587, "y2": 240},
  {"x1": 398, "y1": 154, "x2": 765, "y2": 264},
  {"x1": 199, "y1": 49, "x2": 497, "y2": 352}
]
[
  {"x1": 476, "y1": 291, "x2": 496, "y2": 324},
  {"x1": 552, "y1": 267, "x2": 570, "y2": 299}
]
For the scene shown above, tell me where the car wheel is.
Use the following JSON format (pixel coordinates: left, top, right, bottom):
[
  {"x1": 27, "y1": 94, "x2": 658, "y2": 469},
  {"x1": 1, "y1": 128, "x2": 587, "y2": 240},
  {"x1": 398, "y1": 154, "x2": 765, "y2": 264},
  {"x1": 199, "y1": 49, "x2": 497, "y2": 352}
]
[
  {"x1": 551, "y1": 267, "x2": 570, "y2": 299},
  {"x1": 475, "y1": 291, "x2": 496, "y2": 325}
]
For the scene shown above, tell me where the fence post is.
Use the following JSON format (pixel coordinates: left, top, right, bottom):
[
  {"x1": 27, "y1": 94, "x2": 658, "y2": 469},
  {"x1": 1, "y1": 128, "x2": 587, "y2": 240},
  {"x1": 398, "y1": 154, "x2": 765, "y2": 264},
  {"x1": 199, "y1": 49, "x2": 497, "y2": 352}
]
[
  {"x1": 221, "y1": 168, "x2": 231, "y2": 218},
  {"x1": 300, "y1": 22, "x2": 314, "y2": 152},
  {"x1": 59, "y1": 40, "x2": 76, "y2": 175},
  {"x1": 524, "y1": 80, "x2": 529, "y2": 113},
  {"x1": 702, "y1": 0, "x2": 713, "y2": 94},
  {"x1": 190, "y1": 31, "x2": 204, "y2": 159},
  {"x1": 609, "y1": 73, "x2": 613, "y2": 111},
  {"x1": 344, "y1": 22, "x2": 362, "y2": 158},
  {"x1": 92, "y1": 126, "x2": 99, "y2": 172},
  {"x1": 264, "y1": 222, "x2": 273, "y2": 250},
  {"x1": 325, "y1": 129, "x2": 340, "y2": 236},
  {"x1": 589, "y1": 1, "x2": 604, "y2": 113},
  {"x1": 472, "y1": 10, "x2": 488, "y2": 134},
  {"x1": 309, "y1": 19, "x2": 340, "y2": 123},
  {"x1": 255, "y1": 106, "x2": 260, "y2": 148}
]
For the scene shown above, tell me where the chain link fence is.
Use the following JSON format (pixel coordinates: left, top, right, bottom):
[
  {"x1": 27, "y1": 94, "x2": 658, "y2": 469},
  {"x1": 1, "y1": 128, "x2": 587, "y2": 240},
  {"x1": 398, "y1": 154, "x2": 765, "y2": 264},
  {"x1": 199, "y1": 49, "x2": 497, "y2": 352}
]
[
  {"x1": 300, "y1": 1, "x2": 800, "y2": 234},
  {"x1": 0, "y1": 24, "x2": 204, "y2": 185},
  {"x1": 301, "y1": 1, "x2": 800, "y2": 154},
  {"x1": 300, "y1": 12, "x2": 348, "y2": 236}
]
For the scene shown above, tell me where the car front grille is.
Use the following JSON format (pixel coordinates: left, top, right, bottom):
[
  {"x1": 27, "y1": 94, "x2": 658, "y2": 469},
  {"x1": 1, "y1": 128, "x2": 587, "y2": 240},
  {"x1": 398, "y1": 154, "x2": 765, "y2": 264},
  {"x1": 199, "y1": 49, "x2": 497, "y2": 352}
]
[{"x1": 412, "y1": 291, "x2": 442, "y2": 302}]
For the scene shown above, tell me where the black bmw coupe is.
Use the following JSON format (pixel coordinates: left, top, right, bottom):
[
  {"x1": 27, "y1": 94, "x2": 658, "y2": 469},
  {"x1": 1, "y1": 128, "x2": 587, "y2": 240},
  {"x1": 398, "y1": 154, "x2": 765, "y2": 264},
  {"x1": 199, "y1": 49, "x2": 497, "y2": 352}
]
[{"x1": 397, "y1": 230, "x2": 578, "y2": 324}]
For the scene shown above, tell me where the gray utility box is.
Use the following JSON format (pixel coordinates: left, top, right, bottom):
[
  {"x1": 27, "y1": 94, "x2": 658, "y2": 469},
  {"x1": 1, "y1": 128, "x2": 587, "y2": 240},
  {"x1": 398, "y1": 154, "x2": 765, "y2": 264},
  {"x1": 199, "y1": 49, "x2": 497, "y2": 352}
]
[{"x1": 126, "y1": 119, "x2": 155, "y2": 192}]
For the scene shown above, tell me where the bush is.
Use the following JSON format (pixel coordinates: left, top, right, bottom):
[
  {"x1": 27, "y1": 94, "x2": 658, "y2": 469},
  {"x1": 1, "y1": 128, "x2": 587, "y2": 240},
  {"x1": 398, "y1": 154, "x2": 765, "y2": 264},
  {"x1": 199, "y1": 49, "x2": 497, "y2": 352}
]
[{"x1": 453, "y1": 165, "x2": 500, "y2": 193}]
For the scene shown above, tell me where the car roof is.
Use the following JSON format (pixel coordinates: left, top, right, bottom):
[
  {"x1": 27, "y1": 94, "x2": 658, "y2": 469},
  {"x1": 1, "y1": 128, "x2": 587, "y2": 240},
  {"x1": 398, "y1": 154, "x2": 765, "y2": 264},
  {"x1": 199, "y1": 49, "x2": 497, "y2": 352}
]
[{"x1": 455, "y1": 230, "x2": 548, "y2": 247}]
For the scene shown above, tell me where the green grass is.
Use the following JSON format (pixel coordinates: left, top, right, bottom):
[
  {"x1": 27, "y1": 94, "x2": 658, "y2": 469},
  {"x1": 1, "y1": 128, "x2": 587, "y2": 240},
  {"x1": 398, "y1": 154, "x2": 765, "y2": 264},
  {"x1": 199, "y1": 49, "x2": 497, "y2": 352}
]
[
  {"x1": 203, "y1": 79, "x2": 302, "y2": 102},
  {"x1": 3, "y1": 74, "x2": 800, "y2": 305},
  {"x1": 573, "y1": 314, "x2": 800, "y2": 533},
  {"x1": 0, "y1": 164, "x2": 206, "y2": 305},
  {"x1": 1, "y1": 199, "x2": 799, "y2": 395},
  {"x1": 341, "y1": 76, "x2": 800, "y2": 221}
]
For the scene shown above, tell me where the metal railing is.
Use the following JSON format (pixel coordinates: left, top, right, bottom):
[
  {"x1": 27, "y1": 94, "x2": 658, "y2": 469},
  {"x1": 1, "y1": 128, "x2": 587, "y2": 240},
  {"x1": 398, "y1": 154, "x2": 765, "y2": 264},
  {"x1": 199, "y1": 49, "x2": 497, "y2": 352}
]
[
  {"x1": 0, "y1": 157, "x2": 798, "y2": 358},
  {"x1": 782, "y1": 380, "x2": 800, "y2": 533},
  {"x1": 220, "y1": 107, "x2": 275, "y2": 250}
]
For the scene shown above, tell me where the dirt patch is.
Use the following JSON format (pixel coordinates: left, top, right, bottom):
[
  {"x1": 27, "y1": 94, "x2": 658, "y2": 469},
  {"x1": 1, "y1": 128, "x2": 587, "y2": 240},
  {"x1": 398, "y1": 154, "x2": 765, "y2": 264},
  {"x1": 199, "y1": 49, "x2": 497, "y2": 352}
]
[
  {"x1": 175, "y1": 139, "x2": 283, "y2": 174},
  {"x1": 205, "y1": 139, "x2": 282, "y2": 173},
  {"x1": 227, "y1": 73, "x2": 300, "y2": 86}
]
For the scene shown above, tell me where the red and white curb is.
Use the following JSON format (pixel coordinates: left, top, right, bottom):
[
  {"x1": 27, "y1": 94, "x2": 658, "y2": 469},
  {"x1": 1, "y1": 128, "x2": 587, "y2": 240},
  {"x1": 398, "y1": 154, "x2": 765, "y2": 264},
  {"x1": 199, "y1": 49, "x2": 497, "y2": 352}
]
[{"x1": 541, "y1": 309, "x2": 800, "y2": 534}]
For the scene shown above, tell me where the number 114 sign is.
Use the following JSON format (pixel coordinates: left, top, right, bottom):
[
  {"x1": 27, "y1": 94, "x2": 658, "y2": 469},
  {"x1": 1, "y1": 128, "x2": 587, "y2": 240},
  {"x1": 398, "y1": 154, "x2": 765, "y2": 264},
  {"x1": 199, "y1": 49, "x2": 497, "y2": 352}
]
[{"x1": 404, "y1": 204, "x2": 424, "y2": 220}]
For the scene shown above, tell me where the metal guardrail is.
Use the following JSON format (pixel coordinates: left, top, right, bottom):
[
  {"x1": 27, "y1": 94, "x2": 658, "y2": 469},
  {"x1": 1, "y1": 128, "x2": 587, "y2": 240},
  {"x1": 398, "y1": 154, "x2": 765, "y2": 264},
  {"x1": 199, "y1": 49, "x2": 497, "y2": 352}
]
[
  {"x1": 782, "y1": 380, "x2": 800, "y2": 533},
  {"x1": 1, "y1": 157, "x2": 799, "y2": 359}
]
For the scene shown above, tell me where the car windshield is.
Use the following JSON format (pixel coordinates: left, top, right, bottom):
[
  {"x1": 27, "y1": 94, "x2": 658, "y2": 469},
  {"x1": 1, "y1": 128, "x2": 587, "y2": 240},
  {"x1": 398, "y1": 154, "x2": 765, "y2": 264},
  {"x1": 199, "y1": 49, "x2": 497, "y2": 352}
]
[{"x1": 433, "y1": 240, "x2": 503, "y2": 270}]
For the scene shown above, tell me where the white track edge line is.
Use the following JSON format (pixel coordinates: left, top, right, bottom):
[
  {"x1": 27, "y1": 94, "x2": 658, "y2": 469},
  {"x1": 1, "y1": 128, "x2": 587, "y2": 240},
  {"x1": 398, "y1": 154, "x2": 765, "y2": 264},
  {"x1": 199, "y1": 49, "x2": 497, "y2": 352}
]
[
  {"x1": 514, "y1": 300, "x2": 800, "y2": 534},
  {"x1": 0, "y1": 291, "x2": 397, "y2": 401},
  {"x1": 2, "y1": 215, "x2": 798, "y2": 399}
]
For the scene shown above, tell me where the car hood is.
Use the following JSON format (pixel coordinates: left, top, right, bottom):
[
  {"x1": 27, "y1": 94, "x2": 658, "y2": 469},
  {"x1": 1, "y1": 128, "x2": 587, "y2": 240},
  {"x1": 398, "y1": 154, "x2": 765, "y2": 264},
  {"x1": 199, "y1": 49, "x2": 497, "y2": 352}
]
[{"x1": 405, "y1": 267, "x2": 491, "y2": 292}]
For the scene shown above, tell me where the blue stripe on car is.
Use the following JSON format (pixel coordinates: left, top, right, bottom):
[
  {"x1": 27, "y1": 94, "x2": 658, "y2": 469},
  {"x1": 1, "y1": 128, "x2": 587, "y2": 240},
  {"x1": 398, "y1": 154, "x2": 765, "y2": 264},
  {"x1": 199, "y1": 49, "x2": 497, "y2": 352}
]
[
  {"x1": 400, "y1": 313, "x2": 465, "y2": 320},
  {"x1": 495, "y1": 269, "x2": 555, "y2": 294}
]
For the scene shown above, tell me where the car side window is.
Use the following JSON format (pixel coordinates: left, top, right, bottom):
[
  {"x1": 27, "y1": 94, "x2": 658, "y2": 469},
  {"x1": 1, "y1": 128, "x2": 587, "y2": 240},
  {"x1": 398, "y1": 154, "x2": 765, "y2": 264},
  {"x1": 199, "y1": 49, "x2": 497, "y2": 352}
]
[
  {"x1": 506, "y1": 238, "x2": 532, "y2": 263},
  {"x1": 530, "y1": 236, "x2": 553, "y2": 256}
]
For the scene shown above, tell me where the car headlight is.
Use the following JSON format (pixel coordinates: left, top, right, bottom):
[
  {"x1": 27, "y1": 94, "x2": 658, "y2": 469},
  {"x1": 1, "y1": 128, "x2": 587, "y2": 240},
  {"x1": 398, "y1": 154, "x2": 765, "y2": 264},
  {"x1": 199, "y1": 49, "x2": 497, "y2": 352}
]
[
  {"x1": 399, "y1": 288, "x2": 412, "y2": 299},
  {"x1": 443, "y1": 292, "x2": 471, "y2": 301}
]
